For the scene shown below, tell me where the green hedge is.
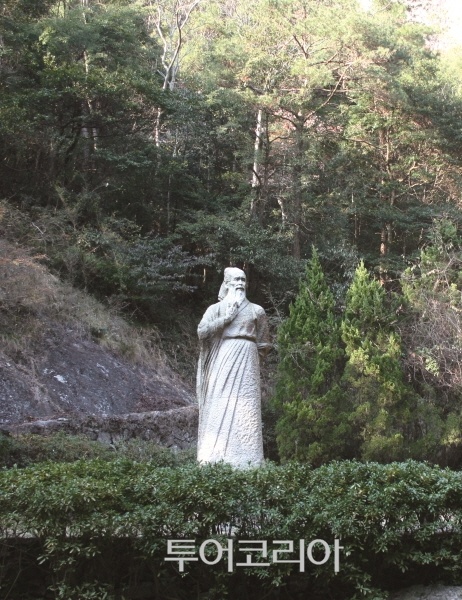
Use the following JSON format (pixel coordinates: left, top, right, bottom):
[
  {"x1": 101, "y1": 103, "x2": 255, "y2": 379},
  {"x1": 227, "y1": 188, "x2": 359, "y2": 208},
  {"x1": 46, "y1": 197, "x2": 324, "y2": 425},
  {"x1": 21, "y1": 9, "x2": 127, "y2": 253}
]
[{"x1": 1, "y1": 460, "x2": 462, "y2": 599}]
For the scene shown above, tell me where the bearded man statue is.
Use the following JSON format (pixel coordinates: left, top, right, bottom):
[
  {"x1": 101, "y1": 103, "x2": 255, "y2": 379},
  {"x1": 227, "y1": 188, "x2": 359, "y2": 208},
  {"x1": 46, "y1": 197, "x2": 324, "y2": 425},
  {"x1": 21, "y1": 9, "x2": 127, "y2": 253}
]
[{"x1": 196, "y1": 267, "x2": 270, "y2": 468}]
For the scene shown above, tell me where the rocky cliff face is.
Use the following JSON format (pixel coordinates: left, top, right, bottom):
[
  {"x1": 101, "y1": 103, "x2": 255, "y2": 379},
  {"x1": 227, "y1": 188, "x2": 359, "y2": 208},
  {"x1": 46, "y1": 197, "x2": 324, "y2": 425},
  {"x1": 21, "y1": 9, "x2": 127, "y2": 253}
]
[
  {"x1": 0, "y1": 239, "x2": 197, "y2": 445},
  {"x1": 0, "y1": 324, "x2": 193, "y2": 425}
]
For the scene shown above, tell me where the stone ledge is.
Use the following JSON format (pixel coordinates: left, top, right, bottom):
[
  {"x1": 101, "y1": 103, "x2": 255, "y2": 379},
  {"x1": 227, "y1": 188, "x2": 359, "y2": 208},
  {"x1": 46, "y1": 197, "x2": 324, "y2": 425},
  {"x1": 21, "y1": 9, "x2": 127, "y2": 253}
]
[{"x1": 6, "y1": 405, "x2": 199, "y2": 450}]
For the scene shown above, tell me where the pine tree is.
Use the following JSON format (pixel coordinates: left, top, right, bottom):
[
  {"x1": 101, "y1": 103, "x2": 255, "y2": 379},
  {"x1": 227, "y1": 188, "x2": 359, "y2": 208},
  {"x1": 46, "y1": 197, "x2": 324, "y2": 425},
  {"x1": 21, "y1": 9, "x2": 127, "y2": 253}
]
[{"x1": 273, "y1": 249, "x2": 353, "y2": 464}]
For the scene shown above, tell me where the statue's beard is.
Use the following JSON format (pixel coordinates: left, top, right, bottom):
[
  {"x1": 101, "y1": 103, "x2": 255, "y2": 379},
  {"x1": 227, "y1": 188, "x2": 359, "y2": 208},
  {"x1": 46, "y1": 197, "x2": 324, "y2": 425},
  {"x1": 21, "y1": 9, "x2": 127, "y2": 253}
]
[{"x1": 227, "y1": 287, "x2": 245, "y2": 306}]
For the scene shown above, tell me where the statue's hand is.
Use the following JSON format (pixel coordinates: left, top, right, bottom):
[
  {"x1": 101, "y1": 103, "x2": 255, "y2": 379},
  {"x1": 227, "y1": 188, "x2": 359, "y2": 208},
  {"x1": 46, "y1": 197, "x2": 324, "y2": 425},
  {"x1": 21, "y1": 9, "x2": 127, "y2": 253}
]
[{"x1": 224, "y1": 301, "x2": 239, "y2": 324}]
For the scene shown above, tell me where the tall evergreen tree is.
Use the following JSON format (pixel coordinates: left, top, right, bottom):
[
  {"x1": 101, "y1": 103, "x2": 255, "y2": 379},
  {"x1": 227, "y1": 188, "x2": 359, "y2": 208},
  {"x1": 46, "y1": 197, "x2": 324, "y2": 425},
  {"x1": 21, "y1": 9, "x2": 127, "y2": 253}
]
[
  {"x1": 341, "y1": 262, "x2": 429, "y2": 461},
  {"x1": 273, "y1": 249, "x2": 353, "y2": 464},
  {"x1": 273, "y1": 257, "x2": 444, "y2": 465}
]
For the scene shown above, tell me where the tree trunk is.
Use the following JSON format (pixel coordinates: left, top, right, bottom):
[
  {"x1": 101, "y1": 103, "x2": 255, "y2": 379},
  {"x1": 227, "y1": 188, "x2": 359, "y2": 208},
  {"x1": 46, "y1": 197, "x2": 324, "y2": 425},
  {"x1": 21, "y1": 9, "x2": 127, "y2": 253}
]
[
  {"x1": 251, "y1": 108, "x2": 266, "y2": 220},
  {"x1": 291, "y1": 115, "x2": 305, "y2": 260}
]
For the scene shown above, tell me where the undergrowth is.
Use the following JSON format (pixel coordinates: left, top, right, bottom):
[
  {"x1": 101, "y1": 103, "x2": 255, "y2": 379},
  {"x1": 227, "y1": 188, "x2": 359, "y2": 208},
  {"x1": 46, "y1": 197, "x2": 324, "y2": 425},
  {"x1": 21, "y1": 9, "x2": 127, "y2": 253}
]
[
  {"x1": 0, "y1": 236, "x2": 171, "y2": 372},
  {"x1": 0, "y1": 431, "x2": 195, "y2": 469}
]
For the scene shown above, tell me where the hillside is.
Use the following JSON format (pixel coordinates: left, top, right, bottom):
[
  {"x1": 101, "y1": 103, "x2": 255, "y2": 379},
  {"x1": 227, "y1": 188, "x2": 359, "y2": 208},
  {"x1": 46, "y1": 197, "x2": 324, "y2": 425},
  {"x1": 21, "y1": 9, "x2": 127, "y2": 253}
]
[
  {"x1": 0, "y1": 239, "x2": 195, "y2": 434},
  {"x1": 3, "y1": 0, "x2": 462, "y2": 466}
]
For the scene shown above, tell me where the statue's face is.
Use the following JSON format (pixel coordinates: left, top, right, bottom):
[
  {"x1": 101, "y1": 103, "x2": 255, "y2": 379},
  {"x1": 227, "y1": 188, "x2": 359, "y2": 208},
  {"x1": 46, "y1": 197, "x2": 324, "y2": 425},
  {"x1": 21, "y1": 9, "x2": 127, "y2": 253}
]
[{"x1": 226, "y1": 272, "x2": 246, "y2": 295}]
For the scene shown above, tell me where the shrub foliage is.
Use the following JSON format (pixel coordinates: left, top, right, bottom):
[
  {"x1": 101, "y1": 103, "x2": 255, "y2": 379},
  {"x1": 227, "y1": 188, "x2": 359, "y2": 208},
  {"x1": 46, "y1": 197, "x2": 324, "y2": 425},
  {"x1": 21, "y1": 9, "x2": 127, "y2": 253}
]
[{"x1": 1, "y1": 459, "x2": 462, "y2": 599}]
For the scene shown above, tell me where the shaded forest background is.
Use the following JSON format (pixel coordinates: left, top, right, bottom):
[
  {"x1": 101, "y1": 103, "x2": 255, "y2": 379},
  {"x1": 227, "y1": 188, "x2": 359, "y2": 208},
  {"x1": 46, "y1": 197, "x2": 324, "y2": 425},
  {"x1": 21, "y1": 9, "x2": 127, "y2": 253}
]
[{"x1": 3, "y1": 0, "x2": 462, "y2": 465}]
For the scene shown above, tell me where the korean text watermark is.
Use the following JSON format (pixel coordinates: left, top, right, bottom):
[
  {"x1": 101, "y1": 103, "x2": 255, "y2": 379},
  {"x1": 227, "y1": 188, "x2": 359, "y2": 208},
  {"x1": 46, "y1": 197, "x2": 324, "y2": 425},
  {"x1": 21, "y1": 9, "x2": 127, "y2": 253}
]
[{"x1": 165, "y1": 538, "x2": 343, "y2": 573}]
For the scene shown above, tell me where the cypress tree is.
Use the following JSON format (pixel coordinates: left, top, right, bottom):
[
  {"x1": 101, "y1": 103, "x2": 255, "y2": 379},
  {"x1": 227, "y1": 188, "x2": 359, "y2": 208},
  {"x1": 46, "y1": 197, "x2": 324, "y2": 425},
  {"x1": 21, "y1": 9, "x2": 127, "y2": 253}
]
[
  {"x1": 273, "y1": 249, "x2": 352, "y2": 464},
  {"x1": 341, "y1": 262, "x2": 423, "y2": 462}
]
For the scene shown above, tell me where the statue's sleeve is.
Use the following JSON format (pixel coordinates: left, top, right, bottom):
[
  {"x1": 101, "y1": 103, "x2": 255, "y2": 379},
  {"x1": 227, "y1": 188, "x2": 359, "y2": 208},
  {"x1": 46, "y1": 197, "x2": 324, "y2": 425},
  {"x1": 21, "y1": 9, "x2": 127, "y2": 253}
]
[
  {"x1": 256, "y1": 306, "x2": 271, "y2": 357},
  {"x1": 197, "y1": 304, "x2": 227, "y2": 340}
]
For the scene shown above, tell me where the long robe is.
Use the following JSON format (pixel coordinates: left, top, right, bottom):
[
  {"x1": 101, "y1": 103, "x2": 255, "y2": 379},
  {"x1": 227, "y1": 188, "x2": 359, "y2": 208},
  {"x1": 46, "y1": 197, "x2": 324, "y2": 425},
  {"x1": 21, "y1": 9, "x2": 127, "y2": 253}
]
[{"x1": 196, "y1": 298, "x2": 270, "y2": 468}]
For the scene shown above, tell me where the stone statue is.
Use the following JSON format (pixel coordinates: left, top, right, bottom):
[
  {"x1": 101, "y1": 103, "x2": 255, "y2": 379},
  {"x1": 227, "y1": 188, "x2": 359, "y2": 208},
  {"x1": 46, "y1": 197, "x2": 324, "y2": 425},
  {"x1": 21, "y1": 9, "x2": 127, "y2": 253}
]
[{"x1": 196, "y1": 267, "x2": 270, "y2": 468}]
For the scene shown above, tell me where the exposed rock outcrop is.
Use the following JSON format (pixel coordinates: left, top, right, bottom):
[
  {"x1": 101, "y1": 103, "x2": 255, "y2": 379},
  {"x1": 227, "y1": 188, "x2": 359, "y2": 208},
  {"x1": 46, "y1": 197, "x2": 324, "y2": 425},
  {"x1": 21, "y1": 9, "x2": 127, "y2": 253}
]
[
  {"x1": 390, "y1": 586, "x2": 462, "y2": 600},
  {"x1": 0, "y1": 325, "x2": 193, "y2": 426},
  {"x1": 0, "y1": 239, "x2": 196, "y2": 445}
]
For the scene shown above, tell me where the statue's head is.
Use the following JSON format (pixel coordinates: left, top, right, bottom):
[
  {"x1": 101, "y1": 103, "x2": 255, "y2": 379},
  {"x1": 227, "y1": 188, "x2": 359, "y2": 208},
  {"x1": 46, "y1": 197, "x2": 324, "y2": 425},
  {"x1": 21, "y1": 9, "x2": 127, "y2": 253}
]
[{"x1": 218, "y1": 267, "x2": 246, "y2": 301}]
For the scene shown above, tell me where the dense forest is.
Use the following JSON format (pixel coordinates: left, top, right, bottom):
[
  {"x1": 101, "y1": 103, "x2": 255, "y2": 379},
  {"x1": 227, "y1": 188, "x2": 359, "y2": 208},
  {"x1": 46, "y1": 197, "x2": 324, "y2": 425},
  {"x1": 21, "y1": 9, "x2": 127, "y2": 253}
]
[{"x1": 3, "y1": 0, "x2": 462, "y2": 466}]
